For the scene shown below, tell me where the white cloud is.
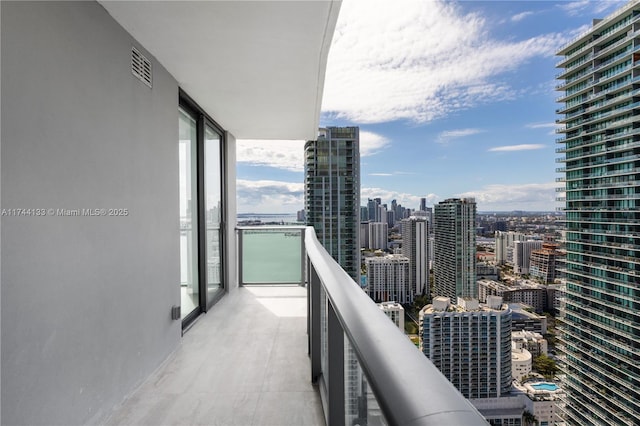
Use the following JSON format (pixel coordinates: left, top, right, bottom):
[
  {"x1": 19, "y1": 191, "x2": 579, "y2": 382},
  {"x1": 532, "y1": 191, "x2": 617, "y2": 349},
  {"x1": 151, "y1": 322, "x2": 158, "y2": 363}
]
[
  {"x1": 457, "y1": 182, "x2": 558, "y2": 210},
  {"x1": 368, "y1": 171, "x2": 418, "y2": 177},
  {"x1": 526, "y1": 122, "x2": 556, "y2": 129},
  {"x1": 557, "y1": 0, "x2": 590, "y2": 16},
  {"x1": 437, "y1": 128, "x2": 483, "y2": 145},
  {"x1": 237, "y1": 179, "x2": 304, "y2": 213},
  {"x1": 593, "y1": 1, "x2": 627, "y2": 15},
  {"x1": 237, "y1": 131, "x2": 387, "y2": 171},
  {"x1": 236, "y1": 139, "x2": 305, "y2": 172},
  {"x1": 488, "y1": 144, "x2": 545, "y2": 152},
  {"x1": 360, "y1": 130, "x2": 390, "y2": 156},
  {"x1": 558, "y1": 0, "x2": 625, "y2": 17},
  {"x1": 322, "y1": 0, "x2": 570, "y2": 124},
  {"x1": 525, "y1": 122, "x2": 559, "y2": 136},
  {"x1": 511, "y1": 11, "x2": 533, "y2": 22}
]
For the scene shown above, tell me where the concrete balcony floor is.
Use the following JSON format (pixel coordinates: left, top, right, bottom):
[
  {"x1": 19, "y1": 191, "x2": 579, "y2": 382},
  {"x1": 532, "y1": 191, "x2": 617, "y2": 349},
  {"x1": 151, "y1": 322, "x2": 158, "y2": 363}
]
[{"x1": 106, "y1": 285, "x2": 325, "y2": 426}]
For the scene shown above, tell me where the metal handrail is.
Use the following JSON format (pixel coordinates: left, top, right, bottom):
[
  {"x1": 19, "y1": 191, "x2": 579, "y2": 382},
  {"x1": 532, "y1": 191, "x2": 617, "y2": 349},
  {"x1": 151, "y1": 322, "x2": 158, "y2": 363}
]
[{"x1": 305, "y1": 227, "x2": 488, "y2": 426}]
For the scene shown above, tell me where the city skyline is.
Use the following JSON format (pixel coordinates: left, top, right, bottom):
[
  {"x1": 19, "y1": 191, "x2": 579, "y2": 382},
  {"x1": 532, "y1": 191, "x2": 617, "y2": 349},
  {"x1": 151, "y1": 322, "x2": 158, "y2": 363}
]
[{"x1": 236, "y1": 0, "x2": 628, "y2": 213}]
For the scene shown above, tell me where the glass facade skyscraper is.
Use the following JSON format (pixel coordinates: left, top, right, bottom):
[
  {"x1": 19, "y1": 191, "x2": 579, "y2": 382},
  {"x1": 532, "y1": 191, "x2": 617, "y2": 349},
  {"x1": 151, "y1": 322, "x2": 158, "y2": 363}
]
[
  {"x1": 433, "y1": 198, "x2": 477, "y2": 302},
  {"x1": 555, "y1": 2, "x2": 640, "y2": 424},
  {"x1": 305, "y1": 126, "x2": 361, "y2": 282}
]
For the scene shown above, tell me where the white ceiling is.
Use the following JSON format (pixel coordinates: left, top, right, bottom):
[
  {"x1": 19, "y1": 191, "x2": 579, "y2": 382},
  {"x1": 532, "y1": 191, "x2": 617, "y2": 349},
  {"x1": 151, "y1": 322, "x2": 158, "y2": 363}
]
[{"x1": 99, "y1": 1, "x2": 340, "y2": 140}]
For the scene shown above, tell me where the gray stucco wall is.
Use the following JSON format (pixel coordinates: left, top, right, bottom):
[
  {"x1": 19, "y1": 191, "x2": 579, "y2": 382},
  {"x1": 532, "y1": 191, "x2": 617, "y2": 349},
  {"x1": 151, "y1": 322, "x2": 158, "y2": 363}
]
[{"x1": 1, "y1": 2, "x2": 181, "y2": 424}]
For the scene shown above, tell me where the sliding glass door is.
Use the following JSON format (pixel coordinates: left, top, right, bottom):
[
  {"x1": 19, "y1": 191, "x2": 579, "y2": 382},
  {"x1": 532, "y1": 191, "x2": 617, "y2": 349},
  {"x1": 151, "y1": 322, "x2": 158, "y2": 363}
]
[
  {"x1": 179, "y1": 94, "x2": 225, "y2": 328},
  {"x1": 179, "y1": 107, "x2": 200, "y2": 320}
]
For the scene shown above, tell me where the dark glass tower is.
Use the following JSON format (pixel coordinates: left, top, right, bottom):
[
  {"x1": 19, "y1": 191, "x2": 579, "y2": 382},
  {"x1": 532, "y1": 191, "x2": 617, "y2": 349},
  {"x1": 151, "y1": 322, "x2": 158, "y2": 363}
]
[
  {"x1": 305, "y1": 127, "x2": 360, "y2": 282},
  {"x1": 433, "y1": 198, "x2": 477, "y2": 302}
]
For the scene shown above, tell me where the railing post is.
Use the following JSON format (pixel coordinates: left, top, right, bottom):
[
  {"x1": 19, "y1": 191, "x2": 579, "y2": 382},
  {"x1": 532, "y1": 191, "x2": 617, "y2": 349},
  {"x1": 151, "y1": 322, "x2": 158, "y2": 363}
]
[
  {"x1": 327, "y1": 300, "x2": 345, "y2": 426},
  {"x1": 309, "y1": 261, "x2": 322, "y2": 383},
  {"x1": 300, "y1": 228, "x2": 306, "y2": 286},
  {"x1": 237, "y1": 228, "x2": 244, "y2": 286}
]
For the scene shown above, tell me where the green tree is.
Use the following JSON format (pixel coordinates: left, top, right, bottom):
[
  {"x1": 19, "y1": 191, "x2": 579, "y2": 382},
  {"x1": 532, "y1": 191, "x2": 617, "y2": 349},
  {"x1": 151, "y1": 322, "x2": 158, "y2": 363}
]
[
  {"x1": 522, "y1": 410, "x2": 538, "y2": 426},
  {"x1": 411, "y1": 293, "x2": 430, "y2": 317},
  {"x1": 532, "y1": 354, "x2": 559, "y2": 379}
]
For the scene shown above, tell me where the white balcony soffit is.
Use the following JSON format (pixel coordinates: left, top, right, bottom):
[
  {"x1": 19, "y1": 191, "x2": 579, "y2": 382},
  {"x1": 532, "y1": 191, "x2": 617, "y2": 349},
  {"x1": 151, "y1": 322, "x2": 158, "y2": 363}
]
[{"x1": 99, "y1": 0, "x2": 340, "y2": 140}]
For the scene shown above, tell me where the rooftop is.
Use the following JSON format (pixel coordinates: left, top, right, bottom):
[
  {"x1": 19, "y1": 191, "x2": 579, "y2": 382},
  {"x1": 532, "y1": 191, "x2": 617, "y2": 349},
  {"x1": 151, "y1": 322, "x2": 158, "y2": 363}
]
[{"x1": 421, "y1": 296, "x2": 509, "y2": 315}]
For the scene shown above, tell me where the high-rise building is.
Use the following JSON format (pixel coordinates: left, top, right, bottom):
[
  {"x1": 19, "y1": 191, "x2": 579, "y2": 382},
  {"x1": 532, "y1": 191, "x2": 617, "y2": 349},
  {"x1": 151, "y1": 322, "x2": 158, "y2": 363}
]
[
  {"x1": 529, "y1": 239, "x2": 563, "y2": 283},
  {"x1": 376, "y1": 203, "x2": 387, "y2": 223},
  {"x1": 368, "y1": 222, "x2": 388, "y2": 250},
  {"x1": 556, "y1": 3, "x2": 640, "y2": 423},
  {"x1": 394, "y1": 202, "x2": 404, "y2": 221},
  {"x1": 386, "y1": 210, "x2": 396, "y2": 227},
  {"x1": 495, "y1": 231, "x2": 526, "y2": 265},
  {"x1": 420, "y1": 197, "x2": 427, "y2": 212},
  {"x1": 424, "y1": 207, "x2": 433, "y2": 229},
  {"x1": 360, "y1": 221, "x2": 370, "y2": 249},
  {"x1": 434, "y1": 198, "x2": 477, "y2": 301},
  {"x1": 378, "y1": 301, "x2": 405, "y2": 329},
  {"x1": 367, "y1": 198, "x2": 377, "y2": 222},
  {"x1": 305, "y1": 127, "x2": 360, "y2": 282},
  {"x1": 513, "y1": 240, "x2": 543, "y2": 275},
  {"x1": 401, "y1": 217, "x2": 429, "y2": 296},
  {"x1": 428, "y1": 234, "x2": 435, "y2": 270},
  {"x1": 478, "y1": 279, "x2": 551, "y2": 314},
  {"x1": 365, "y1": 255, "x2": 411, "y2": 303},
  {"x1": 419, "y1": 296, "x2": 512, "y2": 399},
  {"x1": 360, "y1": 206, "x2": 368, "y2": 222}
]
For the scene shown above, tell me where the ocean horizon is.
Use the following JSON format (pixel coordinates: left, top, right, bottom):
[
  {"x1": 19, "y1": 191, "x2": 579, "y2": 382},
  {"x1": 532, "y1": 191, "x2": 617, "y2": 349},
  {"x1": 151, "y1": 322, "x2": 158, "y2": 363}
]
[{"x1": 237, "y1": 212, "x2": 301, "y2": 224}]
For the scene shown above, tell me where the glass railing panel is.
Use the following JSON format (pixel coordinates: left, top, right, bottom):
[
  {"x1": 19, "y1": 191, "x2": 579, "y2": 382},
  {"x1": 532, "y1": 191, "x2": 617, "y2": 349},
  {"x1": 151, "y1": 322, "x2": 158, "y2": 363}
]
[
  {"x1": 344, "y1": 338, "x2": 365, "y2": 426},
  {"x1": 345, "y1": 337, "x2": 388, "y2": 426},
  {"x1": 238, "y1": 227, "x2": 304, "y2": 284},
  {"x1": 362, "y1": 375, "x2": 387, "y2": 426}
]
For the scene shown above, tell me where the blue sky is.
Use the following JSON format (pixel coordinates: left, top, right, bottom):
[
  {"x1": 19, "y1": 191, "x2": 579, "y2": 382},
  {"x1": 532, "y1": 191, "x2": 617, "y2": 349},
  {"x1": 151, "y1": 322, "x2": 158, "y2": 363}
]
[{"x1": 236, "y1": 0, "x2": 627, "y2": 213}]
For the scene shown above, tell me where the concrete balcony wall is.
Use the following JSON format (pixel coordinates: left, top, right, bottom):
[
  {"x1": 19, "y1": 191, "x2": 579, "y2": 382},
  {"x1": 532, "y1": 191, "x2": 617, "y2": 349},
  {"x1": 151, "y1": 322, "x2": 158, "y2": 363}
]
[{"x1": 1, "y1": 2, "x2": 181, "y2": 424}]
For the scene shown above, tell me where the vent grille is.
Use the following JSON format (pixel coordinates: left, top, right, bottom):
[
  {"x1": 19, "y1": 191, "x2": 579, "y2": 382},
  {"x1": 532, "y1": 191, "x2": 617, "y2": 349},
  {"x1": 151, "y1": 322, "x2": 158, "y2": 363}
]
[{"x1": 131, "y1": 47, "x2": 152, "y2": 88}]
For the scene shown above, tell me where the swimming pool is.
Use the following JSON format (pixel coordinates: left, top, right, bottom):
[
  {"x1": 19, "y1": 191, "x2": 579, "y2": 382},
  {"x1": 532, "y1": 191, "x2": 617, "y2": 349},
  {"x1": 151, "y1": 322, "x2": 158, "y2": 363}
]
[{"x1": 531, "y1": 382, "x2": 558, "y2": 391}]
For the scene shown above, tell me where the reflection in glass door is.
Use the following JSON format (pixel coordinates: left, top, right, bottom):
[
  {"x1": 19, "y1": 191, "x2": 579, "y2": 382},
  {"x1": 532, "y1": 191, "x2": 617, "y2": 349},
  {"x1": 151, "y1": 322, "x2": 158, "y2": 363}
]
[
  {"x1": 205, "y1": 124, "x2": 223, "y2": 305},
  {"x1": 179, "y1": 107, "x2": 199, "y2": 319}
]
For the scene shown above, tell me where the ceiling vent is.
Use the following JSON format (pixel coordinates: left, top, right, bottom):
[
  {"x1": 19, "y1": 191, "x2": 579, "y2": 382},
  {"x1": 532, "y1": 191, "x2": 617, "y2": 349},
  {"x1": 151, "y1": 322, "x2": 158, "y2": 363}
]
[{"x1": 131, "y1": 47, "x2": 152, "y2": 88}]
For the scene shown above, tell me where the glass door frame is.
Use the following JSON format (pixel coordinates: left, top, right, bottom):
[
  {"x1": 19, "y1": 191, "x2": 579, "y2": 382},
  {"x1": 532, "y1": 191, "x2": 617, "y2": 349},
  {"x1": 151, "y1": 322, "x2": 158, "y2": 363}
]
[{"x1": 179, "y1": 90, "x2": 227, "y2": 330}]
